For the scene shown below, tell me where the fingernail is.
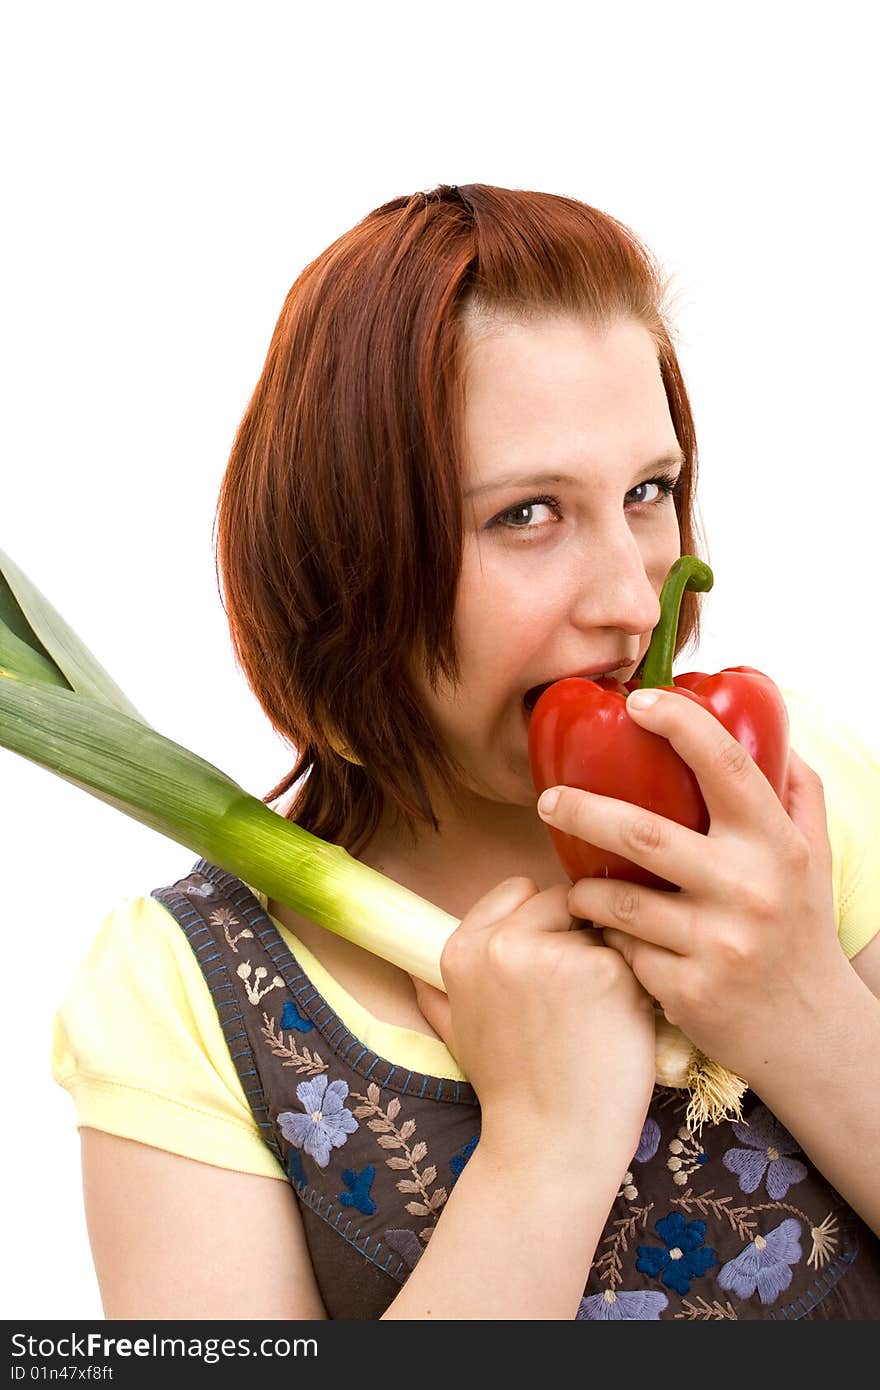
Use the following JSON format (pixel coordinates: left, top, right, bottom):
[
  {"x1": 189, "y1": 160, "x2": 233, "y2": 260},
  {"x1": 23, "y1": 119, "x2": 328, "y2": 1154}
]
[
  {"x1": 538, "y1": 788, "x2": 561, "y2": 816},
  {"x1": 627, "y1": 688, "x2": 660, "y2": 710}
]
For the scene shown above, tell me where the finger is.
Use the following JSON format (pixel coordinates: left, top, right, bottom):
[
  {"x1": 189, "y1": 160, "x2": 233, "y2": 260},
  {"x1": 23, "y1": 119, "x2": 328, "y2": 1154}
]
[
  {"x1": 785, "y1": 747, "x2": 833, "y2": 871},
  {"x1": 409, "y1": 974, "x2": 454, "y2": 1044},
  {"x1": 601, "y1": 927, "x2": 680, "y2": 1007},
  {"x1": 459, "y1": 875, "x2": 543, "y2": 932},
  {"x1": 568, "y1": 876, "x2": 691, "y2": 955},
  {"x1": 538, "y1": 784, "x2": 718, "y2": 897},
  {"x1": 624, "y1": 686, "x2": 791, "y2": 836},
  {"x1": 507, "y1": 881, "x2": 603, "y2": 935}
]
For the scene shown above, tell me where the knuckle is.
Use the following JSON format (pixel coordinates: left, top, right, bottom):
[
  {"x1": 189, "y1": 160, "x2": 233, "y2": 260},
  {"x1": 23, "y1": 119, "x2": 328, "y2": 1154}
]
[
  {"x1": 739, "y1": 879, "x2": 778, "y2": 923},
  {"x1": 485, "y1": 924, "x2": 528, "y2": 977},
  {"x1": 624, "y1": 813, "x2": 664, "y2": 855},
  {"x1": 588, "y1": 944, "x2": 628, "y2": 989},
  {"x1": 714, "y1": 928, "x2": 752, "y2": 967},
  {"x1": 610, "y1": 884, "x2": 641, "y2": 925},
  {"x1": 714, "y1": 737, "x2": 751, "y2": 782},
  {"x1": 439, "y1": 929, "x2": 467, "y2": 980},
  {"x1": 785, "y1": 834, "x2": 811, "y2": 872}
]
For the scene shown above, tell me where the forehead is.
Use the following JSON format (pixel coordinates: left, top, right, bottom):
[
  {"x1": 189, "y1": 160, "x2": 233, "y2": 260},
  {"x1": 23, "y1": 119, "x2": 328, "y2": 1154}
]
[{"x1": 460, "y1": 313, "x2": 675, "y2": 474}]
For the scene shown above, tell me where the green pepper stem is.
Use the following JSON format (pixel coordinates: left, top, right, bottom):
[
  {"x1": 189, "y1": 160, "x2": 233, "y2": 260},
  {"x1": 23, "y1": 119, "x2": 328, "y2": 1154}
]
[{"x1": 639, "y1": 556, "x2": 714, "y2": 689}]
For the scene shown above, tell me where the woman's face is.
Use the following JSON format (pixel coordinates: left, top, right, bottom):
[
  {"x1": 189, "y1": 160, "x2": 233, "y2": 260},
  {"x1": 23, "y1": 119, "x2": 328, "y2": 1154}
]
[{"x1": 416, "y1": 313, "x2": 685, "y2": 810}]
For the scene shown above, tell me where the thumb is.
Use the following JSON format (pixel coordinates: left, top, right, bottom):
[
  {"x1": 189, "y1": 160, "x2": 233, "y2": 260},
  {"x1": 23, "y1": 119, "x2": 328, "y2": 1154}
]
[{"x1": 409, "y1": 973, "x2": 455, "y2": 1052}]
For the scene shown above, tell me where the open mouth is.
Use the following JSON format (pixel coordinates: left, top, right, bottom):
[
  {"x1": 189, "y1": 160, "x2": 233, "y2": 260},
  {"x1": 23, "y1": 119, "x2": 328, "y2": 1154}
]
[
  {"x1": 523, "y1": 683, "x2": 554, "y2": 714},
  {"x1": 523, "y1": 661, "x2": 645, "y2": 718}
]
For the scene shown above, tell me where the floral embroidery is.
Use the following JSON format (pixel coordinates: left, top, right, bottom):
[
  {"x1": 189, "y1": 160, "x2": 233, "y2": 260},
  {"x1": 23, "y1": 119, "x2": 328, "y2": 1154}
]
[
  {"x1": 618, "y1": 1170, "x2": 639, "y2": 1201},
  {"x1": 807, "y1": 1214, "x2": 840, "y2": 1269},
  {"x1": 591, "y1": 1204, "x2": 654, "y2": 1290},
  {"x1": 209, "y1": 905, "x2": 253, "y2": 953},
  {"x1": 261, "y1": 1011, "x2": 327, "y2": 1075},
  {"x1": 636, "y1": 1212, "x2": 717, "y2": 1295},
  {"x1": 722, "y1": 1105, "x2": 807, "y2": 1199},
  {"x1": 578, "y1": 1289, "x2": 668, "y2": 1320},
  {"x1": 623, "y1": 1117, "x2": 663, "y2": 1195},
  {"x1": 675, "y1": 1296, "x2": 738, "y2": 1320},
  {"x1": 351, "y1": 1083, "x2": 448, "y2": 1245},
  {"x1": 717, "y1": 1218, "x2": 803, "y2": 1304},
  {"x1": 339, "y1": 1165, "x2": 377, "y2": 1215},
  {"x1": 237, "y1": 960, "x2": 285, "y2": 1006},
  {"x1": 450, "y1": 1135, "x2": 479, "y2": 1182},
  {"x1": 634, "y1": 1117, "x2": 661, "y2": 1163},
  {"x1": 181, "y1": 877, "x2": 216, "y2": 897},
  {"x1": 671, "y1": 1186, "x2": 838, "y2": 1272},
  {"x1": 278, "y1": 1074, "x2": 359, "y2": 1168},
  {"x1": 667, "y1": 1124, "x2": 708, "y2": 1187},
  {"x1": 280, "y1": 999, "x2": 313, "y2": 1034},
  {"x1": 671, "y1": 1187, "x2": 757, "y2": 1242},
  {"x1": 286, "y1": 1149, "x2": 307, "y2": 1190}
]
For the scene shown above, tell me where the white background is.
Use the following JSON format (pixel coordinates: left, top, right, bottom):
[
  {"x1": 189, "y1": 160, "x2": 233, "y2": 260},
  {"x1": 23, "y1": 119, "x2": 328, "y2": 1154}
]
[{"x1": 2, "y1": 1, "x2": 878, "y2": 1319}]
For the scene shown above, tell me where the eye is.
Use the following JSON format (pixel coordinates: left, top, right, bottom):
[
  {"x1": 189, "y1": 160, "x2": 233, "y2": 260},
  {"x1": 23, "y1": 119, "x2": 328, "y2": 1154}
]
[
  {"x1": 485, "y1": 472, "x2": 683, "y2": 541},
  {"x1": 627, "y1": 472, "x2": 683, "y2": 508},
  {"x1": 488, "y1": 495, "x2": 563, "y2": 535}
]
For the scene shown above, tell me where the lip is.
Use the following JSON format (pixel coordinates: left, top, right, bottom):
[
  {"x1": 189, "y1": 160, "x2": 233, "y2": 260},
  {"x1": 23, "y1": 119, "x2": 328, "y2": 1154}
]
[{"x1": 522, "y1": 660, "x2": 638, "y2": 714}]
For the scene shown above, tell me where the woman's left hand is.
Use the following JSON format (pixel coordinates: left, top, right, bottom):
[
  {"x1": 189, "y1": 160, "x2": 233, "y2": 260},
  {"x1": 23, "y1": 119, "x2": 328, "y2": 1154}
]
[{"x1": 536, "y1": 686, "x2": 848, "y2": 1082}]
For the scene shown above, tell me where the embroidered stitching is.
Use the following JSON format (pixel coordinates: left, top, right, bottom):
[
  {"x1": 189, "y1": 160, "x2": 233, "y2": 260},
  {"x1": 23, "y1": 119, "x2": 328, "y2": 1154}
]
[
  {"x1": 208, "y1": 905, "x2": 254, "y2": 954},
  {"x1": 261, "y1": 1011, "x2": 328, "y2": 1075},
  {"x1": 351, "y1": 1082, "x2": 448, "y2": 1245}
]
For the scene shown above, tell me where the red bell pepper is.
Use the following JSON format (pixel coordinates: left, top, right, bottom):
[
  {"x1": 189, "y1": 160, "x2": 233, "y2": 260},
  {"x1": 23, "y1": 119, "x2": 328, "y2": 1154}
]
[{"x1": 527, "y1": 556, "x2": 790, "y2": 891}]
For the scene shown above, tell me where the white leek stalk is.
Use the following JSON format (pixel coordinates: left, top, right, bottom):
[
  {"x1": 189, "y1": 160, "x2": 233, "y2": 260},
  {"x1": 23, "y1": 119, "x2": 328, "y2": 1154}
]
[{"x1": 0, "y1": 547, "x2": 747, "y2": 1125}]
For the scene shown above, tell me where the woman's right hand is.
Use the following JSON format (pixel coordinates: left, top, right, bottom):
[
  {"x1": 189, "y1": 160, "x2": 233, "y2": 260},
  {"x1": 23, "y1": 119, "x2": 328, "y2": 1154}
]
[{"x1": 411, "y1": 876, "x2": 657, "y2": 1170}]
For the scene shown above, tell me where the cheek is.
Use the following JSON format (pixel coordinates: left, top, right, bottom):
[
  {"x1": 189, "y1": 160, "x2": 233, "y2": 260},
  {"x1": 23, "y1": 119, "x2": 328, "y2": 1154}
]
[
  {"x1": 453, "y1": 567, "x2": 561, "y2": 678},
  {"x1": 457, "y1": 544, "x2": 563, "y2": 630},
  {"x1": 641, "y1": 513, "x2": 682, "y2": 580}
]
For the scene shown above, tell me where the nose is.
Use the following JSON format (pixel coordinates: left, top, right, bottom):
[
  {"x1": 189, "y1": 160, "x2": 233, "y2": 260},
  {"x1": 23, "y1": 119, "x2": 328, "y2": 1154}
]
[{"x1": 568, "y1": 529, "x2": 665, "y2": 639}]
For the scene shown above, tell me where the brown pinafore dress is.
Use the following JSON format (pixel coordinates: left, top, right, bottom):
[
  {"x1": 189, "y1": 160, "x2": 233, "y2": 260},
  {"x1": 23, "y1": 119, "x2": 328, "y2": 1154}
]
[{"x1": 152, "y1": 858, "x2": 880, "y2": 1320}]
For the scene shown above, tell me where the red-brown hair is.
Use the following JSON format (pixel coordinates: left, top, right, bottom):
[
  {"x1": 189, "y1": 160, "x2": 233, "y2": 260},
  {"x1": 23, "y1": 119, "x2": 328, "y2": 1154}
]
[{"x1": 213, "y1": 183, "x2": 706, "y2": 857}]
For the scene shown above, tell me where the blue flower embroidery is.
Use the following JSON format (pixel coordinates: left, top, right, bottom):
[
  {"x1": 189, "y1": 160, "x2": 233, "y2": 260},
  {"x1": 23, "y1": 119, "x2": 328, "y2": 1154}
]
[
  {"x1": 281, "y1": 1000, "x2": 313, "y2": 1033},
  {"x1": 717, "y1": 1218, "x2": 803, "y2": 1305},
  {"x1": 339, "y1": 1165, "x2": 377, "y2": 1215},
  {"x1": 722, "y1": 1105, "x2": 807, "y2": 1200},
  {"x1": 278, "y1": 1074, "x2": 359, "y2": 1168},
  {"x1": 450, "y1": 1135, "x2": 479, "y2": 1181},
  {"x1": 578, "y1": 1289, "x2": 668, "y2": 1320},
  {"x1": 636, "y1": 1212, "x2": 717, "y2": 1295},
  {"x1": 286, "y1": 1149, "x2": 307, "y2": 1190}
]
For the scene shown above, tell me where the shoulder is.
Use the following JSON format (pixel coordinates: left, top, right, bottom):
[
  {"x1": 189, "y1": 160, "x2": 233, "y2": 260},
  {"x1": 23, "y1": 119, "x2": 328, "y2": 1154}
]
[
  {"x1": 779, "y1": 686, "x2": 880, "y2": 959},
  {"x1": 51, "y1": 878, "x2": 287, "y2": 1179}
]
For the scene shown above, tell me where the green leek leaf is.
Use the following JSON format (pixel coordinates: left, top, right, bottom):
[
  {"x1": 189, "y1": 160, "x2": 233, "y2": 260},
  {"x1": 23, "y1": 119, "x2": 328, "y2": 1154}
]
[
  {"x1": 0, "y1": 547, "x2": 149, "y2": 724},
  {"x1": 0, "y1": 615, "x2": 70, "y2": 686},
  {"x1": 0, "y1": 666, "x2": 455, "y2": 988}
]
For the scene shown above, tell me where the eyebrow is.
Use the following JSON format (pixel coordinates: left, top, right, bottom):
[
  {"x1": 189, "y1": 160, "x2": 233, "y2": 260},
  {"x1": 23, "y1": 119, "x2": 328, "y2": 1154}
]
[{"x1": 463, "y1": 450, "x2": 686, "y2": 500}]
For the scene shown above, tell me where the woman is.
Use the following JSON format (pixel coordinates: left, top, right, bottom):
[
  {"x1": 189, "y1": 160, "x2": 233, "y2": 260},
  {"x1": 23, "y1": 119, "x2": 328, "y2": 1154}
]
[{"x1": 53, "y1": 184, "x2": 880, "y2": 1319}]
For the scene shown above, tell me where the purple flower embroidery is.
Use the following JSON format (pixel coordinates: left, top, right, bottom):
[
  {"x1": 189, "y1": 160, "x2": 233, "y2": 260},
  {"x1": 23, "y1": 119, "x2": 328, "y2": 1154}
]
[
  {"x1": 722, "y1": 1105, "x2": 807, "y2": 1199},
  {"x1": 578, "y1": 1289, "x2": 668, "y2": 1320},
  {"x1": 278, "y1": 1074, "x2": 358, "y2": 1168},
  {"x1": 718, "y1": 1218, "x2": 803, "y2": 1305},
  {"x1": 634, "y1": 1116, "x2": 661, "y2": 1164}
]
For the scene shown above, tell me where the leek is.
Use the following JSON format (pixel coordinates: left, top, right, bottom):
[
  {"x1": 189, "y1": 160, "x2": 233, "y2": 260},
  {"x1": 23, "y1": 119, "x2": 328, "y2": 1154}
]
[{"x1": 0, "y1": 546, "x2": 747, "y2": 1127}]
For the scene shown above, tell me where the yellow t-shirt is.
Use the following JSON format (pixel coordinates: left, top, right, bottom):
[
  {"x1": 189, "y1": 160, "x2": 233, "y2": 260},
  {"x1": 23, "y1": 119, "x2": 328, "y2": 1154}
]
[{"x1": 51, "y1": 687, "x2": 880, "y2": 1181}]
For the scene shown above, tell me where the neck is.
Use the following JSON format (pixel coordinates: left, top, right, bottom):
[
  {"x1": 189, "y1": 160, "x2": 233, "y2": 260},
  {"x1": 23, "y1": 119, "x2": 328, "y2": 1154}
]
[{"x1": 355, "y1": 787, "x2": 567, "y2": 920}]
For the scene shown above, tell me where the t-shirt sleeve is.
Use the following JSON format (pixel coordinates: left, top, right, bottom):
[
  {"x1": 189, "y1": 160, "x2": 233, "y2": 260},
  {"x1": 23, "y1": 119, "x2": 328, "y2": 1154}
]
[
  {"x1": 781, "y1": 686, "x2": 880, "y2": 959},
  {"x1": 51, "y1": 893, "x2": 287, "y2": 1181}
]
